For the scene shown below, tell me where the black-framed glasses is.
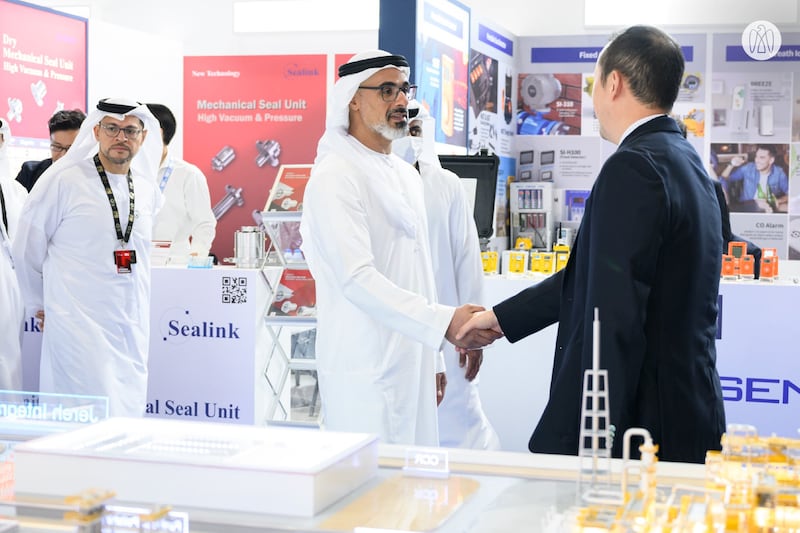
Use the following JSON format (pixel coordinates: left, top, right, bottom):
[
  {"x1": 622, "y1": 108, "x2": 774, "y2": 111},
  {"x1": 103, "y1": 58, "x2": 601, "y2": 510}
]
[
  {"x1": 98, "y1": 122, "x2": 143, "y2": 140},
  {"x1": 358, "y1": 83, "x2": 417, "y2": 103},
  {"x1": 50, "y1": 142, "x2": 71, "y2": 153}
]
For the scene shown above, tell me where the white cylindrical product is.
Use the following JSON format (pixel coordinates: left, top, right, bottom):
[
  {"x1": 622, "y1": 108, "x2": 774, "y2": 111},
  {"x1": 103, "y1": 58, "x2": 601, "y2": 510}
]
[{"x1": 233, "y1": 226, "x2": 265, "y2": 268}]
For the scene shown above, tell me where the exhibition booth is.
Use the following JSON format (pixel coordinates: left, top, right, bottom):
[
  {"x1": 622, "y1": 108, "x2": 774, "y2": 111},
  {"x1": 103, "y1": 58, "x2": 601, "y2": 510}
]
[{"x1": 4, "y1": 0, "x2": 800, "y2": 529}]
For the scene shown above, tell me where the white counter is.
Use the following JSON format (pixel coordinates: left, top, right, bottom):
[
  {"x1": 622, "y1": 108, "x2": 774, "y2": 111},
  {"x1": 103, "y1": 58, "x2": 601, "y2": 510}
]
[
  {"x1": 478, "y1": 273, "x2": 800, "y2": 452},
  {"x1": 21, "y1": 266, "x2": 276, "y2": 425},
  {"x1": 20, "y1": 265, "x2": 800, "y2": 453}
]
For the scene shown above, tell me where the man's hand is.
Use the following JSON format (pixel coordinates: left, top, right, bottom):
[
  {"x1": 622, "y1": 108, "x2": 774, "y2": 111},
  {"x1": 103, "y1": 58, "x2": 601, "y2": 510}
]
[
  {"x1": 436, "y1": 372, "x2": 447, "y2": 406},
  {"x1": 446, "y1": 304, "x2": 503, "y2": 350},
  {"x1": 455, "y1": 309, "x2": 502, "y2": 348},
  {"x1": 459, "y1": 349, "x2": 483, "y2": 381},
  {"x1": 35, "y1": 309, "x2": 45, "y2": 331}
]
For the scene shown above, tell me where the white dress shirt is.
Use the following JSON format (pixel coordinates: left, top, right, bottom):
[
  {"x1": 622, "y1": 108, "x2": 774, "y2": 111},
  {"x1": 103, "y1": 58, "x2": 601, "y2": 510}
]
[{"x1": 152, "y1": 152, "x2": 216, "y2": 264}]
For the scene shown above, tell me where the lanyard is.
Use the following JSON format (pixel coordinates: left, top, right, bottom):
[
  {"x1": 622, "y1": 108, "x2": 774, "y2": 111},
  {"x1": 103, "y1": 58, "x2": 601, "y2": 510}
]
[
  {"x1": 0, "y1": 183, "x2": 7, "y2": 235},
  {"x1": 159, "y1": 156, "x2": 174, "y2": 192},
  {"x1": 94, "y1": 154, "x2": 135, "y2": 246}
]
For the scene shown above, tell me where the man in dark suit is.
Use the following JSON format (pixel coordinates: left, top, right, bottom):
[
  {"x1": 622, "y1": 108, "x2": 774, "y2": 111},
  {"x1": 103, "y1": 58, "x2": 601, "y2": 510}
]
[
  {"x1": 16, "y1": 109, "x2": 85, "y2": 191},
  {"x1": 457, "y1": 26, "x2": 725, "y2": 464}
]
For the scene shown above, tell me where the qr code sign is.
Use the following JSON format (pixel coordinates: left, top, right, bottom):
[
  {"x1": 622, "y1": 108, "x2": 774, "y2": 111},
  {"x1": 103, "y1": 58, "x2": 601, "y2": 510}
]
[{"x1": 221, "y1": 276, "x2": 247, "y2": 303}]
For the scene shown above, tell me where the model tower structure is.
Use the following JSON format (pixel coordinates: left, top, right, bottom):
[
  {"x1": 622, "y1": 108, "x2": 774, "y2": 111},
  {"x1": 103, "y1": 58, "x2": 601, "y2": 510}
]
[{"x1": 578, "y1": 308, "x2": 613, "y2": 493}]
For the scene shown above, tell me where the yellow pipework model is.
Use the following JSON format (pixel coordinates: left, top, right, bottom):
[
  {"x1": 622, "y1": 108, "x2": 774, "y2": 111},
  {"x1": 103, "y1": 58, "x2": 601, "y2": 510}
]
[{"x1": 573, "y1": 424, "x2": 800, "y2": 532}]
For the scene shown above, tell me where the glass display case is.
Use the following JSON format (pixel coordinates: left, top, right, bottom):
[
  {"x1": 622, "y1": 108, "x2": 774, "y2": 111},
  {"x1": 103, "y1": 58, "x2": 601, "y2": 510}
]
[{"x1": 2, "y1": 416, "x2": 714, "y2": 532}]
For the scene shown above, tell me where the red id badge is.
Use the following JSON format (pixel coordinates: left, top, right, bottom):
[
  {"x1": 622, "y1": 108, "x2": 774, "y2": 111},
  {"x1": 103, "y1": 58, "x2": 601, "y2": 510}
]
[{"x1": 113, "y1": 249, "x2": 137, "y2": 274}]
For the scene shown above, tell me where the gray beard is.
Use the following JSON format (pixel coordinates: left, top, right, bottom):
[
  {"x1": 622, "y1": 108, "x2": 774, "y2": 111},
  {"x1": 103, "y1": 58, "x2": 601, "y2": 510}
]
[{"x1": 374, "y1": 121, "x2": 408, "y2": 142}]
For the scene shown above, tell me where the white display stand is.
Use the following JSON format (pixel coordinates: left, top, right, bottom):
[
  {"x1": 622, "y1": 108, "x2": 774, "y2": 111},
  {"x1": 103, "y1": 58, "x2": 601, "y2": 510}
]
[
  {"x1": 20, "y1": 265, "x2": 294, "y2": 426},
  {"x1": 258, "y1": 210, "x2": 318, "y2": 421},
  {"x1": 145, "y1": 267, "x2": 272, "y2": 425},
  {"x1": 478, "y1": 276, "x2": 555, "y2": 453},
  {"x1": 13, "y1": 417, "x2": 378, "y2": 517},
  {"x1": 478, "y1": 274, "x2": 800, "y2": 453}
]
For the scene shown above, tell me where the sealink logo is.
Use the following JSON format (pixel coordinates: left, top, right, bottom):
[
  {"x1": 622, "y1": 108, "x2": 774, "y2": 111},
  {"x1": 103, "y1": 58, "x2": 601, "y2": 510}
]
[
  {"x1": 742, "y1": 20, "x2": 781, "y2": 61},
  {"x1": 161, "y1": 308, "x2": 240, "y2": 343},
  {"x1": 284, "y1": 63, "x2": 319, "y2": 79},
  {"x1": 23, "y1": 315, "x2": 42, "y2": 333}
]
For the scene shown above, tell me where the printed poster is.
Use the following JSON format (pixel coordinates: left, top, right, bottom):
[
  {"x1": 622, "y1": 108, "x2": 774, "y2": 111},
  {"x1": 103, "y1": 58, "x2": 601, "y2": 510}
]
[
  {"x1": 183, "y1": 55, "x2": 326, "y2": 261},
  {"x1": 416, "y1": 0, "x2": 470, "y2": 153},
  {"x1": 0, "y1": 0, "x2": 86, "y2": 172}
]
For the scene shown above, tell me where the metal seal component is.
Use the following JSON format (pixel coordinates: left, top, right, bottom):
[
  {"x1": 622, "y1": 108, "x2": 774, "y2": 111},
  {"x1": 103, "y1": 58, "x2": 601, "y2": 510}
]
[
  {"x1": 7, "y1": 97, "x2": 23, "y2": 123},
  {"x1": 31, "y1": 80, "x2": 47, "y2": 107},
  {"x1": 255, "y1": 139, "x2": 281, "y2": 168},
  {"x1": 212, "y1": 184, "x2": 244, "y2": 220},
  {"x1": 211, "y1": 146, "x2": 236, "y2": 171}
]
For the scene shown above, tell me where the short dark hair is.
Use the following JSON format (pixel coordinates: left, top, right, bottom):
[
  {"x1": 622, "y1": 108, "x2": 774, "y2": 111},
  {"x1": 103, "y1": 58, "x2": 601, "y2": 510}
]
[
  {"x1": 48, "y1": 109, "x2": 86, "y2": 134},
  {"x1": 755, "y1": 145, "x2": 776, "y2": 158},
  {"x1": 146, "y1": 103, "x2": 176, "y2": 145},
  {"x1": 598, "y1": 25, "x2": 684, "y2": 112}
]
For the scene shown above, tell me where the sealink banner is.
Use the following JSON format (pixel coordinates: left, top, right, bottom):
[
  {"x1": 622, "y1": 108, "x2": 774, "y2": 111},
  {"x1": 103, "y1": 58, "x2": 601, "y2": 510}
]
[
  {"x1": 183, "y1": 55, "x2": 327, "y2": 261},
  {"x1": 146, "y1": 268, "x2": 267, "y2": 425}
]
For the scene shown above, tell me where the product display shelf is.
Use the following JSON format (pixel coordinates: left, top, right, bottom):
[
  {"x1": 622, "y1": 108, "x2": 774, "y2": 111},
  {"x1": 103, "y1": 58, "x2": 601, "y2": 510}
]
[
  {"x1": 509, "y1": 181, "x2": 554, "y2": 251},
  {"x1": 257, "y1": 210, "x2": 317, "y2": 422}
]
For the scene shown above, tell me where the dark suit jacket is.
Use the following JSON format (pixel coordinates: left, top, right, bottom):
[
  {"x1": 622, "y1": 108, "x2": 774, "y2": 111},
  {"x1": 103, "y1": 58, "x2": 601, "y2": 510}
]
[
  {"x1": 16, "y1": 158, "x2": 52, "y2": 192},
  {"x1": 495, "y1": 116, "x2": 725, "y2": 463}
]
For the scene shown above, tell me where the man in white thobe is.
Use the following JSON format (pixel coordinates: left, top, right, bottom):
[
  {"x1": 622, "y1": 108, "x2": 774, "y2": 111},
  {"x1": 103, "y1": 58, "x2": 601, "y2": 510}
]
[
  {"x1": 393, "y1": 102, "x2": 501, "y2": 450},
  {"x1": 146, "y1": 103, "x2": 216, "y2": 265},
  {"x1": 13, "y1": 98, "x2": 162, "y2": 417},
  {"x1": 0, "y1": 118, "x2": 27, "y2": 391},
  {"x1": 300, "y1": 51, "x2": 500, "y2": 446}
]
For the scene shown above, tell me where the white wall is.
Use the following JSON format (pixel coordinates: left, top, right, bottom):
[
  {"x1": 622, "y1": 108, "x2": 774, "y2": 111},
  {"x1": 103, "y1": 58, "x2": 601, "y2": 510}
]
[
  {"x1": 26, "y1": 0, "x2": 379, "y2": 157},
  {"x1": 31, "y1": 0, "x2": 800, "y2": 54},
  {"x1": 26, "y1": 0, "x2": 379, "y2": 55},
  {"x1": 88, "y1": 20, "x2": 184, "y2": 156}
]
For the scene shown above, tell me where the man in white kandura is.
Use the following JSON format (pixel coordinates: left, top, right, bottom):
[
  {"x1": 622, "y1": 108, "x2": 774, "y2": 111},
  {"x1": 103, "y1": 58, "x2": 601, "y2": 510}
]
[
  {"x1": 393, "y1": 101, "x2": 500, "y2": 450},
  {"x1": 14, "y1": 98, "x2": 162, "y2": 416},
  {"x1": 300, "y1": 50, "x2": 500, "y2": 446},
  {"x1": 146, "y1": 103, "x2": 216, "y2": 265},
  {"x1": 0, "y1": 118, "x2": 27, "y2": 391}
]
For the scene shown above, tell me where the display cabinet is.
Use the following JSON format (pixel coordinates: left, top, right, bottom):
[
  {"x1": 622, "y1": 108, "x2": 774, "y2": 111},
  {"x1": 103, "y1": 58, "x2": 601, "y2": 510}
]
[
  {"x1": 509, "y1": 181, "x2": 553, "y2": 250},
  {"x1": 3, "y1": 416, "x2": 714, "y2": 533}
]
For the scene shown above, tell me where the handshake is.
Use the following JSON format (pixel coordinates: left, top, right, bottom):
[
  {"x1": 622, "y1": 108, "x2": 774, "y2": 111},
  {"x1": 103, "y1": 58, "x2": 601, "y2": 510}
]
[{"x1": 445, "y1": 304, "x2": 504, "y2": 351}]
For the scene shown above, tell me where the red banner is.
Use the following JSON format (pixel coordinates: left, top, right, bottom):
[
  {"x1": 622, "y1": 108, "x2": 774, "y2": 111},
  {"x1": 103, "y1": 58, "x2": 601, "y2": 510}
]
[
  {"x1": 183, "y1": 55, "x2": 327, "y2": 260},
  {"x1": 0, "y1": 1, "x2": 87, "y2": 140}
]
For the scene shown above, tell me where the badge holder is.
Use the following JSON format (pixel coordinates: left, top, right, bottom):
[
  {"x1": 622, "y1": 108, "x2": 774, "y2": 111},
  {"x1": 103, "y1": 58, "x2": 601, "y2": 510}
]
[{"x1": 114, "y1": 249, "x2": 136, "y2": 274}]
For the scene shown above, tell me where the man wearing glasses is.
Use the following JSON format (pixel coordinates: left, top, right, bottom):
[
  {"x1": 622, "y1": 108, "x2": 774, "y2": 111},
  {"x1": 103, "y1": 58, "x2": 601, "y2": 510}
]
[
  {"x1": 15, "y1": 109, "x2": 86, "y2": 192},
  {"x1": 300, "y1": 51, "x2": 499, "y2": 446},
  {"x1": 14, "y1": 98, "x2": 163, "y2": 418}
]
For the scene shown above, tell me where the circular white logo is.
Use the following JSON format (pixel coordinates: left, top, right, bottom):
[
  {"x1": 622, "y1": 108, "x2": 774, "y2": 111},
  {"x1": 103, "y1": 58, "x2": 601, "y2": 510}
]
[{"x1": 741, "y1": 20, "x2": 782, "y2": 61}]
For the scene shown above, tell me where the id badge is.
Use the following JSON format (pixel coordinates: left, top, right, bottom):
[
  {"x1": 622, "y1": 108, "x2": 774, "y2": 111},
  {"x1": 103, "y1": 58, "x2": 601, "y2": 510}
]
[{"x1": 113, "y1": 249, "x2": 137, "y2": 274}]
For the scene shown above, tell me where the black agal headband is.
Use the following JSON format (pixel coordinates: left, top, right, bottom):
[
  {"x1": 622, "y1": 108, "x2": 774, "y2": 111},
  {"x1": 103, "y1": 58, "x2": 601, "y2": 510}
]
[
  {"x1": 338, "y1": 54, "x2": 409, "y2": 78},
  {"x1": 97, "y1": 98, "x2": 141, "y2": 114}
]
